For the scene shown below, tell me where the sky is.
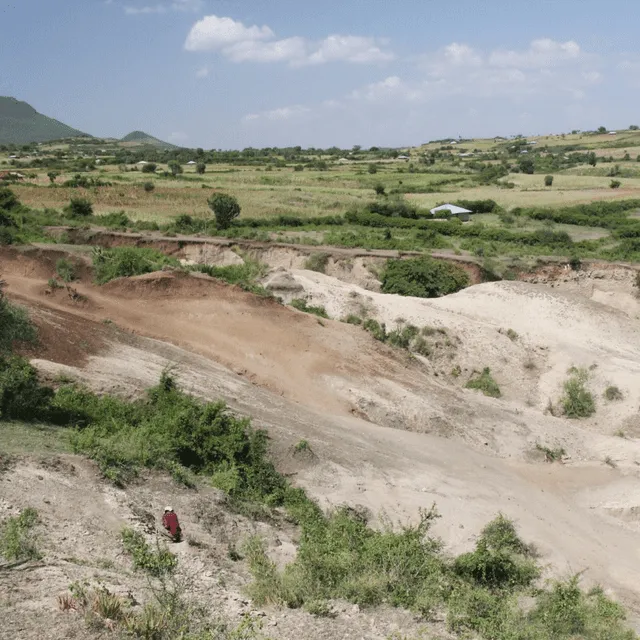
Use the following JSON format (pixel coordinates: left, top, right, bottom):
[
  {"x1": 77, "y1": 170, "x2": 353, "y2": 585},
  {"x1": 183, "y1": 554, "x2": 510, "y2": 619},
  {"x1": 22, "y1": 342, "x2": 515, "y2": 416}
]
[{"x1": 1, "y1": 0, "x2": 640, "y2": 149}]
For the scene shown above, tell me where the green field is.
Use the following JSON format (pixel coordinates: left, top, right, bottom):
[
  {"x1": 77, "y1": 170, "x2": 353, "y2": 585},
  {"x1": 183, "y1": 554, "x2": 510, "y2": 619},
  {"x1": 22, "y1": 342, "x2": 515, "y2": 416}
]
[{"x1": 4, "y1": 129, "x2": 640, "y2": 267}]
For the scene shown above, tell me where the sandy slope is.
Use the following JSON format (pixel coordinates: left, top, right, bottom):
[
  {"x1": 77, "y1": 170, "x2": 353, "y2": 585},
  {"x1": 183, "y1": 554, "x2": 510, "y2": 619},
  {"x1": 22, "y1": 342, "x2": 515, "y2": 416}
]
[{"x1": 3, "y1": 246, "x2": 640, "y2": 621}]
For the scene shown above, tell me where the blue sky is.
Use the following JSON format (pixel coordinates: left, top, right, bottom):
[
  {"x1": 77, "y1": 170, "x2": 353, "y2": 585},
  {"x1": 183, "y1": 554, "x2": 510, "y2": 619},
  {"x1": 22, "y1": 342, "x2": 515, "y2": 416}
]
[{"x1": 2, "y1": 0, "x2": 639, "y2": 148}]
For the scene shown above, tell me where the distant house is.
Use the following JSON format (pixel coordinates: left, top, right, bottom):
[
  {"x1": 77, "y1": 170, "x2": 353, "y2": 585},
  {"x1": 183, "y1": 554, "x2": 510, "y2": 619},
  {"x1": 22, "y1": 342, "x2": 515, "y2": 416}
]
[
  {"x1": 397, "y1": 155, "x2": 410, "y2": 160},
  {"x1": 187, "y1": 160, "x2": 196, "y2": 165},
  {"x1": 609, "y1": 131, "x2": 617, "y2": 135},
  {"x1": 0, "y1": 171, "x2": 25, "y2": 181},
  {"x1": 430, "y1": 203, "x2": 473, "y2": 221},
  {"x1": 136, "y1": 161, "x2": 148, "y2": 166}
]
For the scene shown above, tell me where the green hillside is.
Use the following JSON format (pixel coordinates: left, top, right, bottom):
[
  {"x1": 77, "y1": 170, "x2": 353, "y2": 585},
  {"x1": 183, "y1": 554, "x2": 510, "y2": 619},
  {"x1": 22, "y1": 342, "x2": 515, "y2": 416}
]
[
  {"x1": 0, "y1": 96, "x2": 89, "y2": 144},
  {"x1": 121, "y1": 130, "x2": 177, "y2": 148}
]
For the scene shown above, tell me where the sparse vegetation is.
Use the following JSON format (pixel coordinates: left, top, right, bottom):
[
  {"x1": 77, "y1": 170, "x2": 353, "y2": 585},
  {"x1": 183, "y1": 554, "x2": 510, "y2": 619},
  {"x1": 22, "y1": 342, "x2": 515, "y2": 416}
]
[
  {"x1": 562, "y1": 367, "x2": 596, "y2": 418},
  {"x1": 465, "y1": 368, "x2": 501, "y2": 398},
  {"x1": 290, "y1": 298, "x2": 329, "y2": 318},
  {"x1": 535, "y1": 444, "x2": 566, "y2": 463},
  {"x1": 55, "y1": 257, "x2": 76, "y2": 282},
  {"x1": 304, "y1": 252, "x2": 330, "y2": 273},
  {"x1": 121, "y1": 528, "x2": 177, "y2": 578},
  {"x1": 64, "y1": 196, "x2": 93, "y2": 218},
  {"x1": 0, "y1": 507, "x2": 40, "y2": 562}
]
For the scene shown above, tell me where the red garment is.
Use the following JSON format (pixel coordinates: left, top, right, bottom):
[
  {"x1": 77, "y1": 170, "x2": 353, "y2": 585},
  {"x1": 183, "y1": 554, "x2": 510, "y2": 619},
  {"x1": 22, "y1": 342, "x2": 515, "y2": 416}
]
[{"x1": 162, "y1": 511, "x2": 180, "y2": 537}]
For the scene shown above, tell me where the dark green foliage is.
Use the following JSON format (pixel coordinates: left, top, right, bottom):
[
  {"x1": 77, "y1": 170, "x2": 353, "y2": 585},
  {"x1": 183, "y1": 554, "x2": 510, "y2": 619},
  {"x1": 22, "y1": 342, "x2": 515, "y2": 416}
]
[
  {"x1": 374, "y1": 183, "x2": 386, "y2": 196},
  {"x1": 55, "y1": 258, "x2": 76, "y2": 282},
  {"x1": 98, "y1": 211, "x2": 132, "y2": 229},
  {"x1": 0, "y1": 507, "x2": 40, "y2": 561},
  {"x1": 196, "y1": 162, "x2": 206, "y2": 175},
  {"x1": 121, "y1": 528, "x2": 177, "y2": 578},
  {"x1": 290, "y1": 298, "x2": 329, "y2": 318},
  {"x1": 141, "y1": 162, "x2": 157, "y2": 173},
  {"x1": 545, "y1": 175, "x2": 554, "y2": 187},
  {"x1": 91, "y1": 246, "x2": 179, "y2": 284},
  {"x1": 344, "y1": 314, "x2": 363, "y2": 325},
  {"x1": 47, "y1": 171, "x2": 59, "y2": 184},
  {"x1": 64, "y1": 197, "x2": 93, "y2": 218},
  {"x1": 366, "y1": 198, "x2": 418, "y2": 219},
  {"x1": 367, "y1": 164, "x2": 378, "y2": 174},
  {"x1": 381, "y1": 257, "x2": 470, "y2": 298},
  {"x1": 452, "y1": 199, "x2": 499, "y2": 213},
  {"x1": 168, "y1": 160, "x2": 183, "y2": 176},
  {"x1": 0, "y1": 356, "x2": 54, "y2": 421},
  {"x1": 610, "y1": 179, "x2": 622, "y2": 189},
  {"x1": 386, "y1": 324, "x2": 420, "y2": 349},
  {"x1": 208, "y1": 192, "x2": 241, "y2": 229},
  {"x1": 465, "y1": 368, "x2": 501, "y2": 398},
  {"x1": 454, "y1": 514, "x2": 539, "y2": 590},
  {"x1": 0, "y1": 187, "x2": 20, "y2": 212},
  {"x1": 363, "y1": 318, "x2": 387, "y2": 341},
  {"x1": 57, "y1": 371, "x2": 288, "y2": 503},
  {"x1": 0, "y1": 290, "x2": 37, "y2": 355},
  {"x1": 143, "y1": 181, "x2": 155, "y2": 192}
]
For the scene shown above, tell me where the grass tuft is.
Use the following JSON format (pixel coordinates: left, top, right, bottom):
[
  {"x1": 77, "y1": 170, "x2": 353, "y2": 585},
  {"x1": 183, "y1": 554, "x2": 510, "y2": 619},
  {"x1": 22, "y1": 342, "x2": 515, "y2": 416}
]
[{"x1": 465, "y1": 368, "x2": 502, "y2": 398}]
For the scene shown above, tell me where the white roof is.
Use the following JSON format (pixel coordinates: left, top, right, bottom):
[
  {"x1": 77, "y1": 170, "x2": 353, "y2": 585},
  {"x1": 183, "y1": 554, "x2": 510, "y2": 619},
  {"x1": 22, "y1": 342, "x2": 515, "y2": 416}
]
[
  {"x1": 609, "y1": 131, "x2": 617, "y2": 135},
  {"x1": 187, "y1": 160, "x2": 196, "y2": 164},
  {"x1": 137, "y1": 160, "x2": 148, "y2": 164},
  {"x1": 430, "y1": 204, "x2": 472, "y2": 215}
]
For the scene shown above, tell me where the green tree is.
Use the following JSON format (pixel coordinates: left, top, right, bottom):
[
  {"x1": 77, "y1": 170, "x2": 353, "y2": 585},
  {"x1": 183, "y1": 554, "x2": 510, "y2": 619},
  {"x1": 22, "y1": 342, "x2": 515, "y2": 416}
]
[
  {"x1": 47, "y1": 171, "x2": 59, "y2": 184},
  {"x1": 0, "y1": 187, "x2": 20, "y2": 212},
  {"x1": 374, "y1": 183, "x2": 386, "y2": 196},
  {"x1": 168, "y1": 160, "x2": 183, "y2": 177},
  {"x1": 141, "y1": 162, "x2": 157, "y2": 173},
  {"x1": 597, "y1": 126, "x2": 607, "y2": 133},
  {"x1": 518, "y1": 157, "x2": 535, "y2": 174},
  {"x1": 195, "y1": 162, "x2": 206, "y2": 175},
  {"x1": 544, "y1": 175, "x2": 554, "y2": 187},
  {"x1": 630, "y1": 124, "x2": 639, "y2": 130},
  {"x1": 367, "y1": 163, "x2": 378, "y2": 174},
  {"x1": 587, "y1": 152, "x2": 597, "y2": 167},
  {"x1": 381, "y1": 257, "x2": 470, "y2": 298},
  {"x1": 208, "y1": 193, "x2": 241, "y2": 229}
]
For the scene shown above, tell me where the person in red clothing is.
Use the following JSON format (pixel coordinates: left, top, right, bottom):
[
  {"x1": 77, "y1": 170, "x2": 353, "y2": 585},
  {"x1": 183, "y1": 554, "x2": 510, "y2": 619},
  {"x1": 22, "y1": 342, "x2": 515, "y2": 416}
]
[{"x1": 162, "y1": 507, "x2": 182, "y2": 542}]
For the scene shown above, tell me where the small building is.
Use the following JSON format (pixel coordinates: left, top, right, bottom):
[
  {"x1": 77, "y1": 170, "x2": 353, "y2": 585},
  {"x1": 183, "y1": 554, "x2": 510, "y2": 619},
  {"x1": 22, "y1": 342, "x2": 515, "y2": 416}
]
[
  {"x1": 430, "y1": 203, "x2": 473, "y2": 222},
  {"x1": 397, "y1": 154, "x2": 410, "y2": 160},
  {"x1": 136, "y1": 160, "x2": 148, "y2": 165},
  {"x1": 187, "y1": 160, "x2": 196, "y2": 165},
  {"x1": 609, "y1": 131, "x2": 617, "y2": 135}
]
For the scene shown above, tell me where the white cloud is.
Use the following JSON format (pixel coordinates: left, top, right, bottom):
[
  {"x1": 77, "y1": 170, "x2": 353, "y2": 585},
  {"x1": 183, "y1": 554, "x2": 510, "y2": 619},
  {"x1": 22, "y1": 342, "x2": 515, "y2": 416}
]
[
  {"x1": 305, "y1": 35, "x2": 394, "y2": 65},
  {"x1": 184, "y1": 15, "x2": 393, "y2": 66},
  {"x1": 349, "y1": 76, "x2": 424, "y2": 102},
  {"x1": 195, "y1": 65, "x2": 209, "y2": 78},
  {"x1": 125, "y1": 0, "x2": 203, "y2": 15},
  {"x1": 243, "y1": 105, "x2": 311, "y2": 122},
  {"x1": 489, "y1": 39, "x2": 581, "y2": 68}
]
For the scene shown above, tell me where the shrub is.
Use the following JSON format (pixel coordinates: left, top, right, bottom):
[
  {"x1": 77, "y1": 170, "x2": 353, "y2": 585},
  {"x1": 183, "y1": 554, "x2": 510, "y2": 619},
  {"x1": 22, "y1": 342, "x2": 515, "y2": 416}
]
[
  {"x1": 363, "y1": 318, "x2": 387, "y2": 341},
  {"x1": 168, "y1": 160, "x2": 183, "y2": 176},
  {"x1": 208, "y1": 192, "x2": 241, "y2": 229},
  {"x1": 304, "y1": 252, "x2": 330, "y2": 273},
  {"x1": 92, "y1": 246, "x2": 179, "y2": 284},
  {"x1": 0, "y1": 288, "x2": 37, "y2": 354},
  {"x1": 386, "y1": 324, "x2": 420, "y2": 349},
  {"x1": 290, "y1": 298, "x2": 329, "y2": 318},
  {"x1": 189, "y1": 259, "x2": 269, "y2": 296},
  {"x1": 367, "y1": 163, "x2": 378, "y2": 174},
  {"x1": 195, "y1": 162, "x2": 206, "y2": 175},
  {"x1": 465, "y1": 368, "x2": 501, "y2": 398},
  {"x1": 536, "y1": 444, "x2": 566, "y2": 462},
  {"x1": 0, "y1": 507, "x2": 40, "y2": 561},
  {"x1": 374, "y1": 183, "x2": 386, "y2": 196},
  {"x1": 604, "y1": 385, "x2": 623, "y2": 401},
  {"x1": 544, "y1": 175, "x2": 554, "y2": 187},
  {"x1": 64, "y1": 197, "x2": 93, "y2": 218},
  {"x1": 610, "y1": 180, "x2": 622, "y2": 189},
  {"x1": 141, "y1": 162, "x2": 157, "y2": 173},
  {"x1": 562, "y1": 367, "x2": 595, "y2": 418},
  {"x1": 344, "y1": 314, "x2": 363, "y2": 325},
  {"x1": 55, "y1": 258, "x2": 76, "y2": 283},
  {"x1": 0, "y1": 187, "x2": 20, "y2": 211},
  {"x1": 0, "y1": 356, "x2": 55, "y2": 421},
  {"x1": 99, "y1": 211, "x2": 131, "y2": 229},
  {"x1": 143, "y1": 181, "x2": 155, "y2": 192},
  {"x1": 382, "y1": 257, "x2": 470, "y2": 298}
]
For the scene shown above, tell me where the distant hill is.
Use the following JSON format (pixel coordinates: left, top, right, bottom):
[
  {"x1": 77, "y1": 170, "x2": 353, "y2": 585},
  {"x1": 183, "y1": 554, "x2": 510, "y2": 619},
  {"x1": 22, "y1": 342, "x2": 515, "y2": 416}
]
[
  {"x1": 0, "y1": 97, "x2": 89, "y2": 145},
  {"x1": 120, "y1": 130, "x2": 178, "y2": 148}
]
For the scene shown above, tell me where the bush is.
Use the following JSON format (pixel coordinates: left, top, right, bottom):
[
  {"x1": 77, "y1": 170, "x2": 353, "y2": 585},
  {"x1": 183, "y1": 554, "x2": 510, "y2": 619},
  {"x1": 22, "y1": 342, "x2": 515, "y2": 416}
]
[
  {"x1": 367, "y1": 164, "x2": 378, "y2": 174},
  {"x1": 363, "y1": 318, "x2": 387, "y2": 341},
  {"x1": 208, "y1": 193, "x2": 241, "y2": 229},
  {"x1": 0, "y1": 187, "x2": 20, "y2": 212},
  {"x1": 57, "y1": 371, "x2": 288, "y2": 504},
  {"x1": 604, "y1": 385, "x2": 623, "y2": 401},
  {"x1": 92, "y1": 246, "x2": 179, "y2": 284},
  {"x1": 344, "y1": 314, "x2": 363, "y2": 325},
  {"x1": 304, "y1": 252, "x2": 330, "y2": 273},
  {"x1": 0, "y1": 291, "x2": 37, "y2": 355},
  {"x1": 374, "y1": 183, "x2": 386, "y2": 196},
  {"x1": 0, "y1": 508, "x2": 40, "y2": 562},
  {"x1": 195, "y1": 162, "x2": 206, "y2": 175},
  {"x1": 143, "y1": 181, "x2": 155, "y2": 193},
  {"x1": 189, "y1": 259, "x2": 269, "y2": 296},
  {"x1": 141, "y1": 162, "x2": 157, "y2": 173},
  {"x1": 381, "y1": 257, "x2": 470, "y2": 298},
  {"x1": 55, "y1": 258, "x2": 76, "y2": 283},
  {"x1": 168, "y1": 160, "x2": 183, "y2": 176},
  {"x1": 545, "y1": 175, "x2": 554, "y2": 187},
  {"x1": 465, "y1": 368, "x2": 501, "y2": 398},
  {"x1": 610, "y1": 180, "x2": 622, "y2": 189},
  {"x1": 290, "y1": 298, "x2": 329, "y2": 318},
  {"x1": 0, "y1": 356, "x2": 55, "y2": 421},
  {"x1": 64, "y1": 197, "x2": 93, "y2": 218},
  {"x1": 562, "y1": 368, "x2": 595, "y2": 418}
]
